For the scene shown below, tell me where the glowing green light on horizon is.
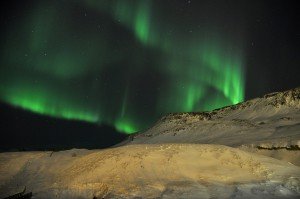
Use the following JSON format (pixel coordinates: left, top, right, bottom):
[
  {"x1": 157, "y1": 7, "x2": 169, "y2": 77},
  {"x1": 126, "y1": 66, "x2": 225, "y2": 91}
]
[
  {"x1": 115, "y1": 120, "x2": 138, "y2": 134},
  {"x1": 0, "y1": 86, "x2": 99, "y2": 123},
  {"x1": 4, "y1": 95, "x2": 99, "y2": 123}
]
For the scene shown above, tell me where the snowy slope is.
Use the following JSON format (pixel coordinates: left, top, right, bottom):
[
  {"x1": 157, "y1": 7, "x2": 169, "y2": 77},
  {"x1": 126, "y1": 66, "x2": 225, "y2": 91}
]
[{"x1": 130, "y1": 88, "x2": 300, "y2": 149}]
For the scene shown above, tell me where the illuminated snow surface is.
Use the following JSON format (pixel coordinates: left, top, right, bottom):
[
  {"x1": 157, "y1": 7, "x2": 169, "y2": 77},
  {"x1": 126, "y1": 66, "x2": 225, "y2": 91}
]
[{"x1": 0, "y1": 88, "x2": 299, "y2": 198}]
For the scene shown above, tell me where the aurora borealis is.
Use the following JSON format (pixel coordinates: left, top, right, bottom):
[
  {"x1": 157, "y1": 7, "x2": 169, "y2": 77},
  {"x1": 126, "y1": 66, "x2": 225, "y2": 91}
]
[
  {"x1": 0, "y1": 0, "x2": 246, "y2": 134},
  {"x1": 3, "y1": 0, "x2": 297, "y2": 135}
]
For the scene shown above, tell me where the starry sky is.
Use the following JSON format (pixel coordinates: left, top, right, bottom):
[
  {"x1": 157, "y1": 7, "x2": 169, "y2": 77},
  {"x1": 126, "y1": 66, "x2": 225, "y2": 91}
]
[{"x1": 0, "y1": 0, "x2": 299, "y2": 135}]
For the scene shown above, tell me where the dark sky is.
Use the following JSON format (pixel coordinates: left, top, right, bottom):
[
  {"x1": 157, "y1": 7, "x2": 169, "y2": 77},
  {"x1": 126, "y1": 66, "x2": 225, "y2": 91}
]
[{"x1": 0, "y1": 0, "x2": 299, "y2": 139}]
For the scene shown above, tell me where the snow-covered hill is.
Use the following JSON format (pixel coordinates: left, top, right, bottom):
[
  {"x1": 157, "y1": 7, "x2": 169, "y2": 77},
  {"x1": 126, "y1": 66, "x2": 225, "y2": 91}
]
[
  {"x1": 0, "y1": 88, "x2": 299, "y2": 198},
  {"x1": 131, "y1": 87, "x2": 300, "y2": 147}
]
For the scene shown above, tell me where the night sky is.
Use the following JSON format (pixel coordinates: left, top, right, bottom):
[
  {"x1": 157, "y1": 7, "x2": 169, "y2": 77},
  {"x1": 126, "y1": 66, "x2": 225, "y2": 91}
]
[{"x1": 0, "y1": 0, "x2": 299, "y2": 142}]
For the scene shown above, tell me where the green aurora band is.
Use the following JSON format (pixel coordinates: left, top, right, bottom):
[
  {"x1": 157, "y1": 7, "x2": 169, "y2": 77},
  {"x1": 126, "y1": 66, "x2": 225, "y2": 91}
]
[{"x1": 0, "y1": 0, "x2": 245, "y2": 134}]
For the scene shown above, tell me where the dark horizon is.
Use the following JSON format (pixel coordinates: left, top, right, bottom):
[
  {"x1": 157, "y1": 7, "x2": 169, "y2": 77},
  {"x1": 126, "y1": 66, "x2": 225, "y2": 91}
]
[{"x1": 0, "y1": 102, "x2": 127, "y2": 151}]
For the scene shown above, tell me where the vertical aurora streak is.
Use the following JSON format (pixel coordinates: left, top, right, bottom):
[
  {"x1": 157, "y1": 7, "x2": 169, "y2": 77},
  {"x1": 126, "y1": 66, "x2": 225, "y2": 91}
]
[{"x1": 0, "y1": 0, "x2": 245, "y2": 134}]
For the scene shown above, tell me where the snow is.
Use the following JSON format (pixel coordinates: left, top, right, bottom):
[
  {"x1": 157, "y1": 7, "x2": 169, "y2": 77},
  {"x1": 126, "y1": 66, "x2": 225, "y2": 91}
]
[
  {"x1": 130, "y1": 88, "x2": 300, "y2": 156},
  {"x1": 0, "y1": 88, "x2": 299, "y2": 198},
  {"x1": 0, "y1": 144, "x2": 300, "y2": 198}
]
